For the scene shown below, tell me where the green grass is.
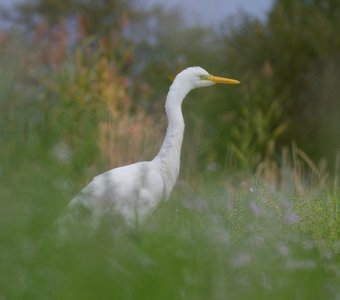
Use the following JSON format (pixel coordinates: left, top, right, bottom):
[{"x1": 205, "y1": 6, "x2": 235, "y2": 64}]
[{"x1": 1, "y1": 159, "x2": 339, "y2": 299}]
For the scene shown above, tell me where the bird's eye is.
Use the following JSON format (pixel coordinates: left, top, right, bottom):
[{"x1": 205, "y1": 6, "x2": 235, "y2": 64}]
[{"x1": 199, "y1": 75, "x2": 209, "y2": 80}]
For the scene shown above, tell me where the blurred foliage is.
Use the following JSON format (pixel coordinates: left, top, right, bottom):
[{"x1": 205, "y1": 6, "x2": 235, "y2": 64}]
[
  {"x1": 2, "y1": 0, "x2": 339, "y2": 170},
  {"x1": 14, "y1": 0, "x2": 137, "y2": 34},
  {"x1": 268, "y1": 0, "x2": 340, "y2": 161},
  {"x1": 221, "y1": 0, "x2": 340, "y2": 166}
]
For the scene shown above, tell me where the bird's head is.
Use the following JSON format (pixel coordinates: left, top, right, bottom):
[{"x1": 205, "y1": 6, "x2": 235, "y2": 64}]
[{"x1": 175, "y1": 66, "x2": 240, "y2": 90}]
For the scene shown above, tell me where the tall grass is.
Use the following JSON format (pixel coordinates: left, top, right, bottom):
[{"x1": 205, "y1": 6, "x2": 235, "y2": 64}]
[{"x1": 0, "y1": 34, "x2": 339, "y2": 299}]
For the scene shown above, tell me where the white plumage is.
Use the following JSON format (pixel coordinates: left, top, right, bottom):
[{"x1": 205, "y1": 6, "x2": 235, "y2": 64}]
[{"x1": 63, "y1": 66, "x2": 240, "y2": 226}]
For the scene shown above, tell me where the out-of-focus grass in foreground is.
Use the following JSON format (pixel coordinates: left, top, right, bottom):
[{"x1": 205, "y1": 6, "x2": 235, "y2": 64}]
[{"x1": 1, "y1": 163, "x2": 339, "y2": 299}]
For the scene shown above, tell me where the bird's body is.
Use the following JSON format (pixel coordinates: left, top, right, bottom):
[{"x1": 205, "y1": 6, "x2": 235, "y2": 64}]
[
  {"x1": 63, "y1": 67, "x2": 240, "y2": 226},
  {"x1": 69, "y1": 161, "x2": 164, "y2": 224}
]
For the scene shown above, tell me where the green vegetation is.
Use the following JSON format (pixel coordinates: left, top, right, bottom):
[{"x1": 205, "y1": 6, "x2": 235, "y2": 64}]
[{"x1": 1, "y1": 0, "x2": 339, "y2": 299}]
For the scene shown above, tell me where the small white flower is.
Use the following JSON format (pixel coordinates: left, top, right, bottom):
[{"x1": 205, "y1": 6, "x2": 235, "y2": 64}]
[
  {"x1": 276, "y1": 243, "x2": 289, "y2": 257},
  {"x1": 249, "y1": 202, "x2": 262, "y2": 217},
  {"x1": 285, "y1": 259, "x2": 316, "y2": 271},
  {"x1": 284, "y1": 212, "x2": 299, "y2": 224},
  {"x1": 52, "y1": 141, "x2": 72, "y2": 164},
  {"x1": 231, "y1": 252, "x2": 252, "y2": 268}
]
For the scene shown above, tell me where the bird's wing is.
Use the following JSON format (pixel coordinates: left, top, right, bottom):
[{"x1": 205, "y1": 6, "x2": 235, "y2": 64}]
[{"x1": 66, "y1": 161, "x2": 164, "y2": 224}]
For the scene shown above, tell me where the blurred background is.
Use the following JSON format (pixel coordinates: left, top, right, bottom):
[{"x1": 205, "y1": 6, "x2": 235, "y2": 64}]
[
  {"x1": 0, "y1": 0, "x2": 339, "y2": 299},
  {"x1": 1, "y1": 0, "x2": 340, "y2": 175}
]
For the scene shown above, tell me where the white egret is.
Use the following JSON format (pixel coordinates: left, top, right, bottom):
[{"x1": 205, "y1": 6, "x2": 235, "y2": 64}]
[{"x1": 64, "y1": 66, "x2": 240, "y2": 226}]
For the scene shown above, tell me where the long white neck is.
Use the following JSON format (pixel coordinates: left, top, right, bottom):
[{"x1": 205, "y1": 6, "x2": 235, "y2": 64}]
[{"x1": 153, "y1": 81, "x2": 191, "y2": 199}]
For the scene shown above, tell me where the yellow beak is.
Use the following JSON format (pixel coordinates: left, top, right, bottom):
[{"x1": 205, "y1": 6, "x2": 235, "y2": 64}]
[{"x1": 207, "y1": 75, "x2": 240, "y2": 85}]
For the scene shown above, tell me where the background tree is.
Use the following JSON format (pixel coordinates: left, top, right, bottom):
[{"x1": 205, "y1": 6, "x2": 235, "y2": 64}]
[{"x1": 216, "y1": 0, "x2": 340, "y2": 168}]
